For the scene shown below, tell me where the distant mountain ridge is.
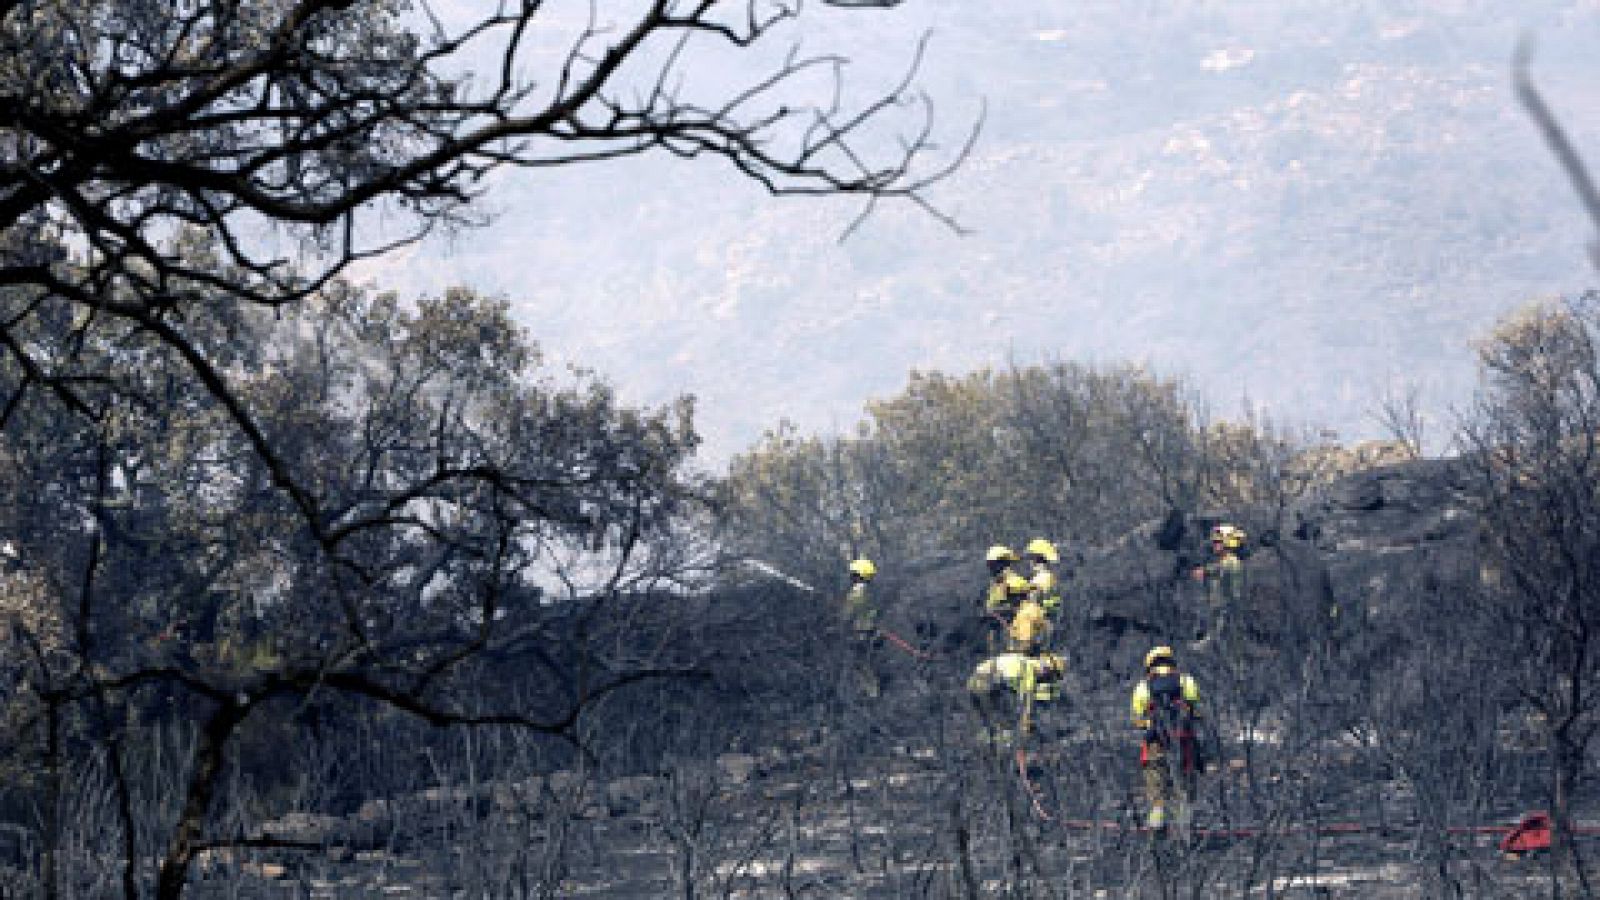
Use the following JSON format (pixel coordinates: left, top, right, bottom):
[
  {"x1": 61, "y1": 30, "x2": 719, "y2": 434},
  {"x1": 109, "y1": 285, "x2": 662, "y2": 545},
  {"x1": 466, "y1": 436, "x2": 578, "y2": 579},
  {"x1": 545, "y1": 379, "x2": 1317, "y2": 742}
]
[{"x1": 361, "y1": 1, "x2": 1600, "y2": 461}]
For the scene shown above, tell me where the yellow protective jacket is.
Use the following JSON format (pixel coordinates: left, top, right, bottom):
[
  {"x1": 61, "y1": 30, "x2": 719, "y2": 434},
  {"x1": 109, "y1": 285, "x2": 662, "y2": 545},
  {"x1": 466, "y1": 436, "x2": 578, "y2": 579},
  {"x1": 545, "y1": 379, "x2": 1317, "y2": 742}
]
[
  {"x1": 842, "y1": 583, "x2": 877, "y2": 632},
  {"x1": 967, "y1": 651, "x2": 1065, "y2": 701},
  {"x1": 1200, "y1": 553, "x2": 1244, "y2": 607},
  {"x1": 985, "y1": 569, "x2": 1020, "y2": 612},
  {"x1": 985, "y1": 580, "x2": 1007, "y2": 611},
  {"x1": 1130, "y1": 666, "x2": 1201, "y2": 730},
  {"x1": 1009, "y1": 599, "x2": 1048, "y2": 649}
]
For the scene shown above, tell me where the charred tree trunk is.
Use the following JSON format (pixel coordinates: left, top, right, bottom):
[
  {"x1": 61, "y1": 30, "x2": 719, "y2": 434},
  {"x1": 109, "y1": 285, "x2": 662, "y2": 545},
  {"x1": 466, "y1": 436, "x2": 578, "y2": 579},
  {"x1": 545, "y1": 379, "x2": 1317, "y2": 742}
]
[
  {"x1": 155, "y1": 698, "x2": 249, "y2": 900},
  {"x1": 1550, "y1": 728, "x2": 1592, "y2": 897}
]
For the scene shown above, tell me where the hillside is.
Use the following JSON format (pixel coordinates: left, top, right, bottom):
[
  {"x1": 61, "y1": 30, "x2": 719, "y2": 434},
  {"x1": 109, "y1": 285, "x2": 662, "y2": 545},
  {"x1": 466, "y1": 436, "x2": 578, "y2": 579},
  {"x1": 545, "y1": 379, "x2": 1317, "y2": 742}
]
[
  {"x1": 145, "y1": 456, "x2": 1587, "y2": 898},
  {"x1": 11, "y1": 2, "x2": 1600, "y2": 896},
  {"x1": 361, "y1": 1, "x2": 1600, "y2": 459}
]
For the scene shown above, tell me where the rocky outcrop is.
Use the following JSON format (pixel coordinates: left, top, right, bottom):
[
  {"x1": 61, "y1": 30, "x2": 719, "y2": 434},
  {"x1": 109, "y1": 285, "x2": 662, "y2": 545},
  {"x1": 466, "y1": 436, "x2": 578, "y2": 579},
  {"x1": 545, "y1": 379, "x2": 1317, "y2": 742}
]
[
  {"x1": 1081, "y1": 458, "x2": 1477, "y2": 653},
  {"x1": 1288, "y1": 458, "x2": 1478, "y2": 613},
  {"x1": 889, "y1": 457, "x2": 1482, "y2": 675}
]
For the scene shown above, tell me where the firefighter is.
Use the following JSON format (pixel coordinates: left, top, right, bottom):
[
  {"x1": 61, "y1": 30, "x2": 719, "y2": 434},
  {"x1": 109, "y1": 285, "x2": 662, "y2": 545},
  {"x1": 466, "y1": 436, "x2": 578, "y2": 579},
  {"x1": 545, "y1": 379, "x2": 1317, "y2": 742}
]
[
  {"x1": 1008, "y1": 591, "x2": 1048, "y2": 655},
  {"x1": 844, "y1": 558, "x2": 879, "y2": 634},
  {"x1": 984, "y1": 545, "x2": 1020, "y2": 609},
  {"x1": 1131, "y1": 645, "x2": 1204, "y2": 832},
  {"x1": 983, "y1": 545, "x2": 1024, "y2": 652},
  {"x1": 843, "y1": 558, "x2": 884, "y2": 697},
  {"x1": 1023, "y1": 537, "x2": 1062, "y2": 639},
  {"x1": 971, "y1": 583, "x2": 1060, "y2": 746},
  {"x1": 968, "y1": 649, "x2": 1066, "y2": 746},
  {"x1": 985, "y1": 572, "x2": 1030, "y2": 651},
  {"x1": 1191, "y1": 523, "x2": 1245, "y2": 656}
]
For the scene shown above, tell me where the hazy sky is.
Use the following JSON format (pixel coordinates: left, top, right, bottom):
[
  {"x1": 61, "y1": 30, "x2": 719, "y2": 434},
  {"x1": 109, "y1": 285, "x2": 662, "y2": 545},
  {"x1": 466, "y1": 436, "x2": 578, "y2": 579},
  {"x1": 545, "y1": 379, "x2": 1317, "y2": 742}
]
[{"x1": 354, "y1": 1, "x2": 1600, "y2": 463}]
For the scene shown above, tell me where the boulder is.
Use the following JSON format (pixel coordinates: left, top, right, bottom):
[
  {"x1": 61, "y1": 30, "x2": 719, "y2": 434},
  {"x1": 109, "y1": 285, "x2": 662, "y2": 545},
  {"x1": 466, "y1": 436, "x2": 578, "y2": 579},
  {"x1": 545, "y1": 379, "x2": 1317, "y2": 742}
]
[
  {"x1": 604, "y1": 775, "x2": 665, "y2": 817},
  {"x1": 715, "y1": 753, "x2": 760, "y2": 785}
]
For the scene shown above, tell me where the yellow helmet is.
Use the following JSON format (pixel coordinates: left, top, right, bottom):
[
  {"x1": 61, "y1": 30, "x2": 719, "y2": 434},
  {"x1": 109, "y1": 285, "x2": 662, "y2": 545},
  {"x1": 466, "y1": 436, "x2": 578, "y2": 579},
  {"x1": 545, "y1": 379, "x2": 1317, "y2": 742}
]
[
  {"x1": 986, "y1": 544, "x2": 1019, "y2": 563},
  {"x1": 848, "y1": 559, "x2": 877, "y2": 581},
  {"x1": 1024, "y1": 538, "x2": 1059, "y2": 563},
  {"x1": 1144, "y1": 645, "x2": 1176, "y2": 669},
  {"x1": 1209, "y1": 524, "x2": 1246, "y2": 550},
  {"x1": 1004, "y1": 573, "x2": 1031, "y2": 595}
]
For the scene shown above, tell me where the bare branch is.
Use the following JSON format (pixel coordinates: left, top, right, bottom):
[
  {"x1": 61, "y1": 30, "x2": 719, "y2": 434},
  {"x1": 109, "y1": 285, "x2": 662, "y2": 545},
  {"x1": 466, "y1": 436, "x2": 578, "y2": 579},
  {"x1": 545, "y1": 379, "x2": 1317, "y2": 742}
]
[{"x1": 1515, "y1": 37, "x2": 1600, "y2": 269}]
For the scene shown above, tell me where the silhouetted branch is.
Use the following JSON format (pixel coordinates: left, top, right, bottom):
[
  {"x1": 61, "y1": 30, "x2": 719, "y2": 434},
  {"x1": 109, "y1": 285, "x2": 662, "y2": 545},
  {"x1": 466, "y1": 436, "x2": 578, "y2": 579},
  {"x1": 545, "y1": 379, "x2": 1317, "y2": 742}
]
[{"x1": 1515, "y1": 38, "x2": 1600, "y2": 269}]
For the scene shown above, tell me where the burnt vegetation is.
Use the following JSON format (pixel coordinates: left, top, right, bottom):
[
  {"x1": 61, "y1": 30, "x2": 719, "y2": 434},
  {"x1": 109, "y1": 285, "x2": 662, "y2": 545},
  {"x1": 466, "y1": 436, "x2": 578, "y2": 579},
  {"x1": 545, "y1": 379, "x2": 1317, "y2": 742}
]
[{"x1": 0, "y1": 0, "x2": 1595, "y2": 897}]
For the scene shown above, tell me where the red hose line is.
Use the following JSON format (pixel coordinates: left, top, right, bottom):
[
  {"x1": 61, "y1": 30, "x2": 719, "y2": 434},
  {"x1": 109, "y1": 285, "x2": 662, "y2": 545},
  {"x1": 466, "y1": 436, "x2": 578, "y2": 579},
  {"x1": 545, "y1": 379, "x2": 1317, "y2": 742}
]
[
  {"x1": 878, "y1": 627, "x2": 940, "y2": 660},
  {"x1": 1015, "y1": 748, "x2": 1054, "y2": 822},
  {"x1": 1043, "y1": 819, "x2": 1600, "y2": 839}
]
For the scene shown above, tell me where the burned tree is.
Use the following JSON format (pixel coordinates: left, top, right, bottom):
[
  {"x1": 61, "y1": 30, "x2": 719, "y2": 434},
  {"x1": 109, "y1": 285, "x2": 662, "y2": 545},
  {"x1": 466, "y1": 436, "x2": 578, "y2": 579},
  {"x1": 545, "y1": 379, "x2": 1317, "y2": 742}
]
[
  {"x1": 1462, "y1": 296, "x2": 1600, "y2": 894},
  {"x1": 0, "y1": 0, "x2": 957, "y2": 485},
  {"x1": 0, "y1": 282, "x2": 714, "y2": 896},
  {"x1": 0, "y1": 1, "x2": 956, "y2": 895}
]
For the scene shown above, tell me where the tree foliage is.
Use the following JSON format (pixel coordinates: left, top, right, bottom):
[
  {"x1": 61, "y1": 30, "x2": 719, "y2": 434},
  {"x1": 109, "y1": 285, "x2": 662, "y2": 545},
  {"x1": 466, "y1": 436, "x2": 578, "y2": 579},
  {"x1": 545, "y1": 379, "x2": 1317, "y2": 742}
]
[
  {"x1": 0, "y1": 0, "x2": 956, "y2": 892},
  {"x1": 723, "y1": 361, "x2": 1305, "y2": 586},
  {"x1": 0, "y1": 278, "x2": 706, "y2": 896}
]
